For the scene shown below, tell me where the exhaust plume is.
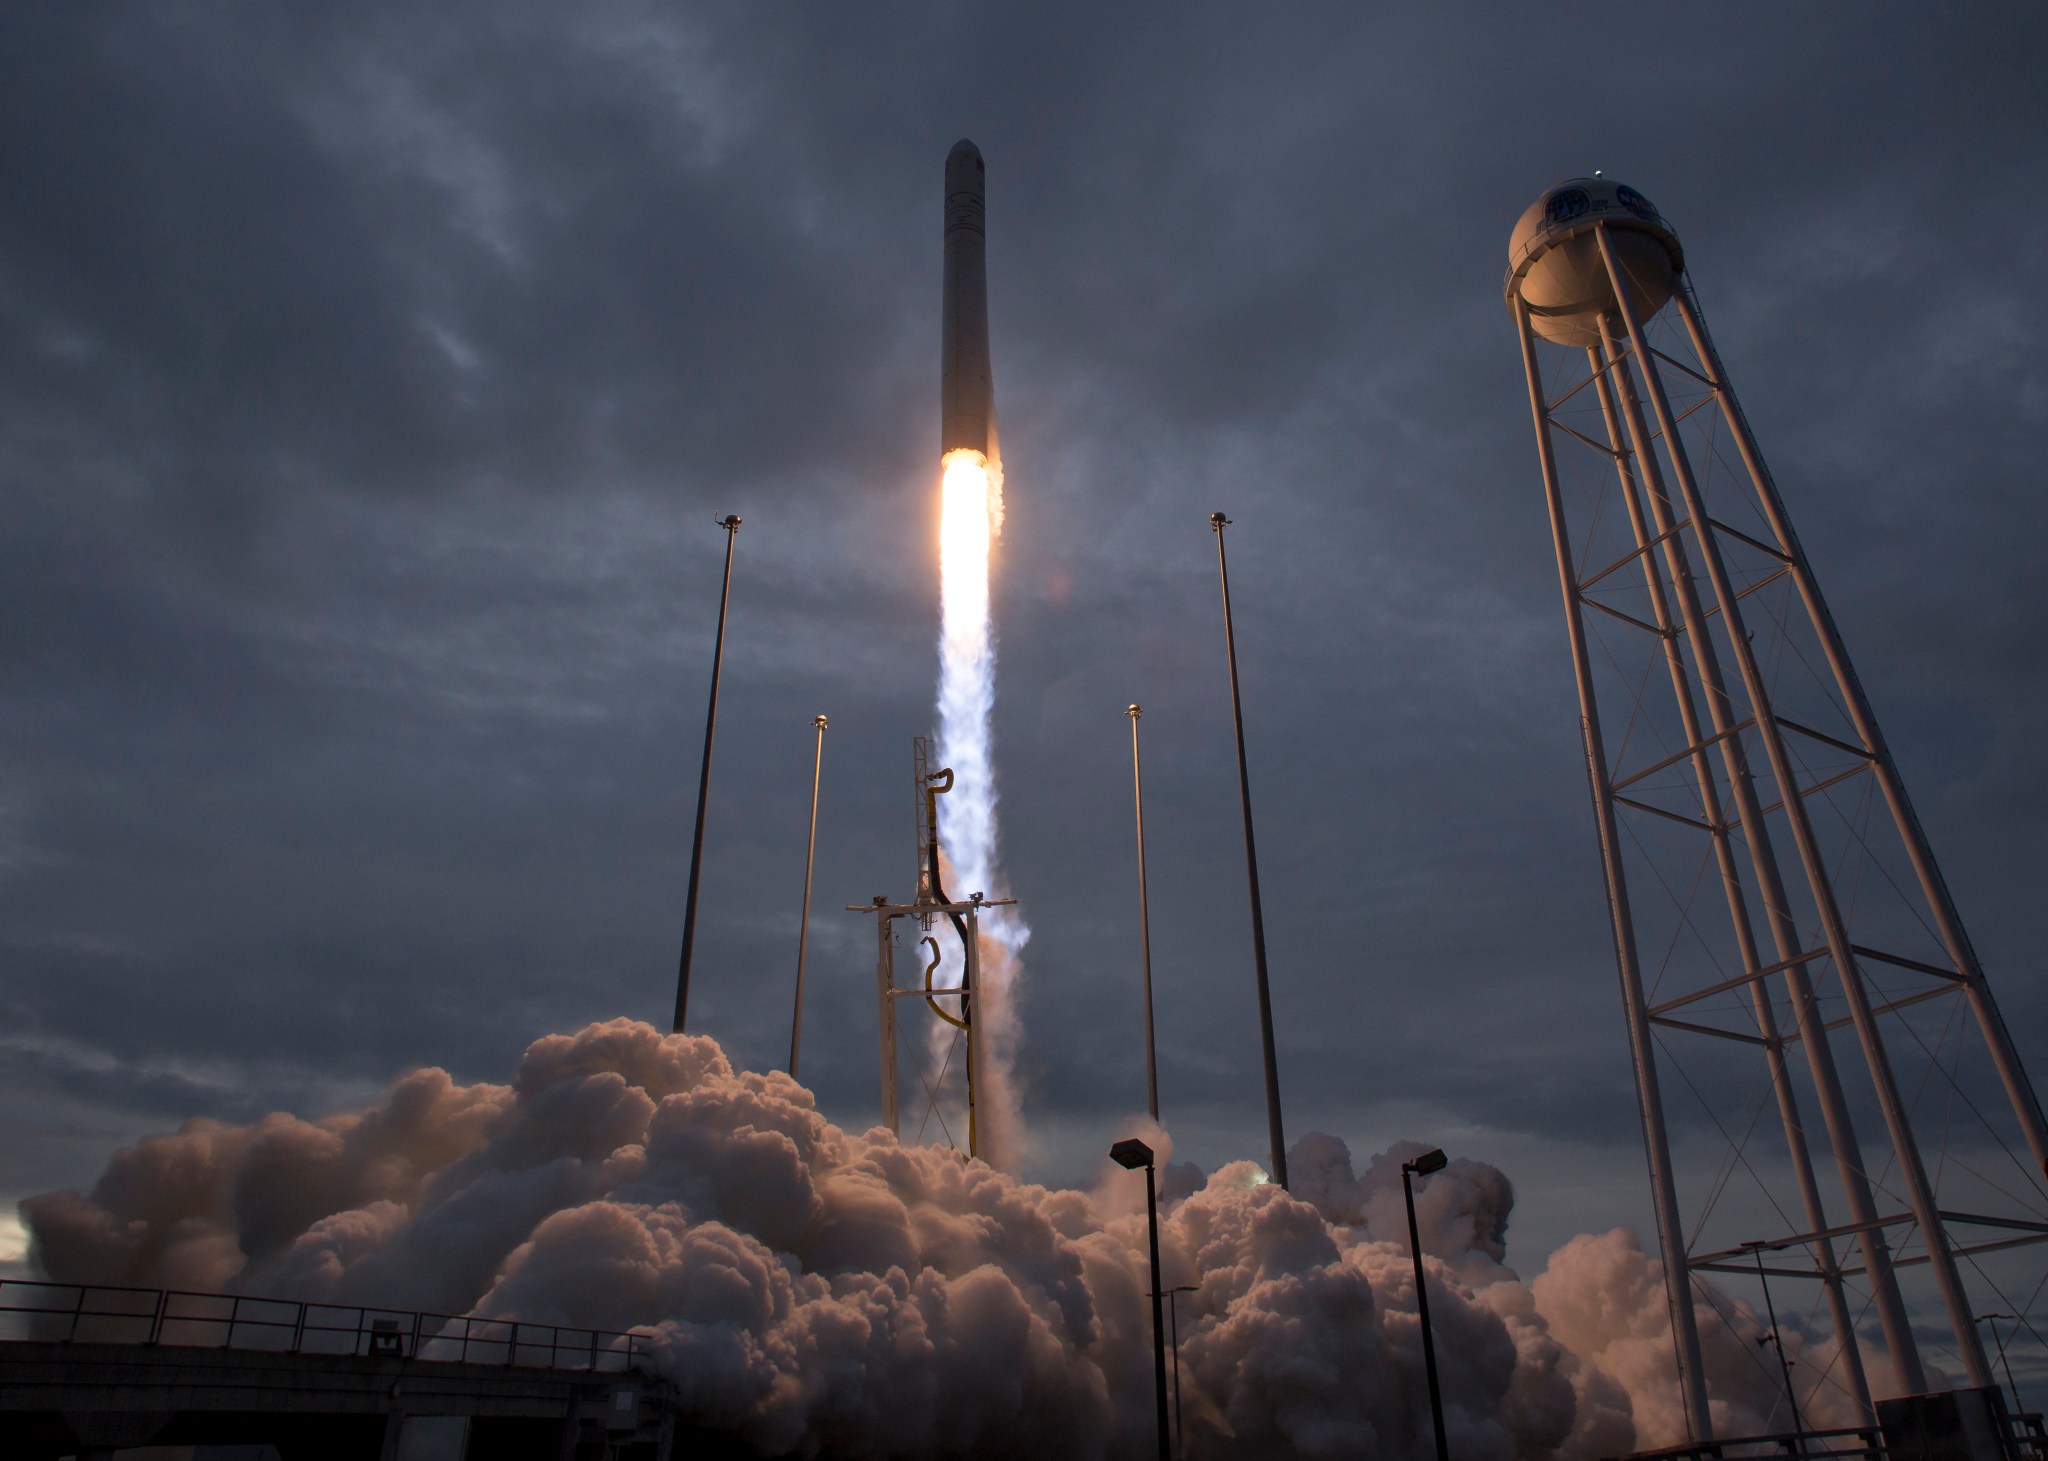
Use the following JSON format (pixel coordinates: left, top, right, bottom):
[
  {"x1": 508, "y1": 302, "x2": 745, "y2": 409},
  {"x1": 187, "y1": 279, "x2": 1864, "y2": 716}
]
[
  {"x1": 933, "y1": 447, "x2": 1027, "y2": 1169},
  {"x1": 21, "y1": 1018, "x2": 1880, "y2": 1459},
  {"x1": 931, "y1": 139, "x2": 1024, "y2": 1169}
]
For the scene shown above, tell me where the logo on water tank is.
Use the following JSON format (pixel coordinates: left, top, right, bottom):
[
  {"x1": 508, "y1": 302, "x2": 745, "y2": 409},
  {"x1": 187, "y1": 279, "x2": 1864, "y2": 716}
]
[
  {"x1": 1544, "y1": 188, "x2": 1591, "y2": 227},
  {"x1": 1614, "y1": 185, "x2": 1657, "y2": 221}
]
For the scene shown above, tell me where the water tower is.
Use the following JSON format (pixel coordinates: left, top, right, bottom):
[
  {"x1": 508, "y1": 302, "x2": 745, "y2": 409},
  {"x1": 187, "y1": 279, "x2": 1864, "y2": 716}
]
[{"x1": 1506, "y1": 177, "x2": 2048, "y2": 1451}]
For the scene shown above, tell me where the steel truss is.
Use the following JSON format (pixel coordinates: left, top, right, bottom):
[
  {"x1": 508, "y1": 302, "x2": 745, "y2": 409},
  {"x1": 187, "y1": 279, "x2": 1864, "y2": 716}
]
[
  {"x1": 1512, "y1": 220, "x2": 2048, "y2": 1443},
  {"x1": 848, "y1": 737, "x2": 1013, "y2": 1162}
]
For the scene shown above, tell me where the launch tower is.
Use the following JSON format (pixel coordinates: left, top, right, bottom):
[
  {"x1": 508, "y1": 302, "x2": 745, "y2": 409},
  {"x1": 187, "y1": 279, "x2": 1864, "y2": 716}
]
[
  {"x1": 1506, "y1": 177, "x2": 2048, "y2": 1449},
  {"x1": 849, "y1": 739, "x2": 1010, "y2": 1161}
]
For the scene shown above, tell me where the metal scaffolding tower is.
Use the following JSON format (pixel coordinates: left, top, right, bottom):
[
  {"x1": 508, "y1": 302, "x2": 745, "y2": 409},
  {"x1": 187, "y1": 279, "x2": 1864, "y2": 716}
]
[
  {"x1": 1505, "y1": 177, "x2": 2048, "y2": 1448},
  {"x1": 849, "y1": 738, "x2": 1011, "y2": 1161}
]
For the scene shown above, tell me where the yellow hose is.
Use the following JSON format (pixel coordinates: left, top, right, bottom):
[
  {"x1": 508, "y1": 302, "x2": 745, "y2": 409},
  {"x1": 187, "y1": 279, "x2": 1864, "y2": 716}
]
[
  {"x1": 923, "y1": 936, "x2": 968, "y2": 1030},
  {"x1": 920, "y1": 766, "x2": 976, "y2": 1159},
  {"x1": 920, "y1": 933, "x2": 978, "y2": 1160}
]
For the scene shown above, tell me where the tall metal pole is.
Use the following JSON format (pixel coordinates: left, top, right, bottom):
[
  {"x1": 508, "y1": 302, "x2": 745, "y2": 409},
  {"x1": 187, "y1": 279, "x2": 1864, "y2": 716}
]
[
  {"x1": 1209, "y1": 513, "x2": 1288, "y2": 1190},
  {"x1": 673, "y1": 514, "x2": 741, "y2": 1034},
  {"x1": 788, "y1": 714, "x2": 828, "y2": 1079},
  {"x1": 1514, "y1": 303, "x2": 1711, "y2": 1441},
  {"x1": 1161, "y1": 1284, "x2": 1195, "y2": 1458},
  {"x1": 1975, "y1": 1314, "x2": 2024, "y2": 1420},
  {"x1": 1128, "y1": 704, "x2": 1159, "y2": 1122},
  {"x1": 1144, "y1": 1162, "x2": 1171, "y2": 1461},
  {"x1": 1745, "y1": 1243, "x2": 1806, "y2": 1453},
  {"x1": 1403, "y1": 1160, "x2": 1451, "y2": 1461},
  {"x1": 873, "y1": 900, "x2": 900, "y2": 1134},
  {"x1": 963, "y1": 903, "x2": 985, "y2": 1162}
]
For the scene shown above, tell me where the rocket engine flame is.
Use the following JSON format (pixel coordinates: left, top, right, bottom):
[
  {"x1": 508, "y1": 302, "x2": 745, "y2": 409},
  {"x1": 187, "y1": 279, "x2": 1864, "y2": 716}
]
[
  {"x1": 934, "y1": 447, "x2": 1026, "y2": 1168},
  {"x1": 939, "y1": 449, "x2": 996, "y2": 639}
]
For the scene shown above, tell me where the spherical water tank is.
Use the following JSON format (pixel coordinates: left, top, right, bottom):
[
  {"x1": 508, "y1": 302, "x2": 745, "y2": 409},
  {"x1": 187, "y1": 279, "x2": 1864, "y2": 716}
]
[{"x1": 1505, "y1": 178, "x2": 1683, "y2": 349}]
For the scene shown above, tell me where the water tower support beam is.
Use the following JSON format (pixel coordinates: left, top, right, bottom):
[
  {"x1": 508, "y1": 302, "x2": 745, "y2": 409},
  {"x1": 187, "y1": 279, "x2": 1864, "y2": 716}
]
[
  {"x1": 1672, "y1": 286, "x2": 2048, "y2": 1186},
  {"x1": 1584, "y1": 340, "x2": 1873, "y2": 1420},
  {"x1": 1515, "y1": 296, "x2": 1714, "y2": 1443},
  {"x1": 1599, "y1": 223, "x2": 1993, "y2": 1391},
  {"x1": 1594, "y1": 301, "x2": 1911, "y2": 1398}
]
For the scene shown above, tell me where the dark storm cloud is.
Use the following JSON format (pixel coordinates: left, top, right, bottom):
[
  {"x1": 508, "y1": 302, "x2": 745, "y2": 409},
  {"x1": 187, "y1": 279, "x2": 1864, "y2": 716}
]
[{"x1": 4, "y1": 1, "x2": 2046, "y2": 1279}]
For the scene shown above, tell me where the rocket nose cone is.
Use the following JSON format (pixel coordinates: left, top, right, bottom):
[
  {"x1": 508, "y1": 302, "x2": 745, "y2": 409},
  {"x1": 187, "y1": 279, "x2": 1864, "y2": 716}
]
[{"x1": 946, "y1": 138, "x2": 985, "y2": 193}]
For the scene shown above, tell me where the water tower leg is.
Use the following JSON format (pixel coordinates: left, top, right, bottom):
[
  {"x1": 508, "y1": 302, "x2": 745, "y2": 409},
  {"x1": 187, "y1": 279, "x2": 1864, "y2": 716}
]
[
  {"x1": 1585, "y1": 341, "x2": 1873, "y2": 1422},
  {"x1": 1596, "y1": 297, "x2": 1921, "y2": 1397},
  {"x1": 1673, "y1": 286, "x2": 2048, "y2": 1187},
  {"x1": 1515, "y1": 298, "x2": 1714, "y2": 1444},
  {"x1": 1600, "y1": 224, "x2": 1992, "y2": 1393},
  {"x1": 1595, "y1": 291, "x2": 1929, "y2": 1394}
]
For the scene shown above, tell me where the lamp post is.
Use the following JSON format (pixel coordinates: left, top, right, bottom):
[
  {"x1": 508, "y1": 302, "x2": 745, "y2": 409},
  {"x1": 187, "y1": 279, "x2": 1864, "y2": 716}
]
[
  {"x1": 1742, "y1": 1240, "x2": 1806, "y2": 1454},
  {"x1": 1975, "y1": 1313, "x2": 2025, "y2": 1422},
  {"x1": 1112, "y1": 1137, "x2": 1172, "y2": 1461},
  {"x1": 673, "y1": 513, "x2": 742, "y2": 1033},
  {"x1": 1157, "y1": 1282, "x2": 1196, "y2": 1457},
  {"x1": 1127, "y1": 704, "x2": 1158, "y2": 1121},
  {"x1": 788, "y1": 713, "x2": 828, "y2": 1080},
  {"x1": 1209, "y1": 512, "x2": 1287, "y2": 1190},
  {"x1": 1402, "y1": 1148, "x2": 1450, "y2": 1461}
]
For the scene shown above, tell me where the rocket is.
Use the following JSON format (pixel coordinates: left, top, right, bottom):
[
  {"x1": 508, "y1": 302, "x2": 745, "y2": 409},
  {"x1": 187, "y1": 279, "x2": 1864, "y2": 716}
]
[{"x1": 941, "y1": 139, "x2": 997, "y2": 465}]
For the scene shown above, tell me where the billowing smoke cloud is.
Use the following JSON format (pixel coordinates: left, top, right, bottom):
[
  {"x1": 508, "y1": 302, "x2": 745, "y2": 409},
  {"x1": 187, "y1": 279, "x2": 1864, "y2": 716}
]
[
  {"x1": 1534, "y1": 1230, "x2": 1875, "y2": 1446},
  {"x1": 24, "y1": 1020, "x2": 1871, "y2": 1458}
]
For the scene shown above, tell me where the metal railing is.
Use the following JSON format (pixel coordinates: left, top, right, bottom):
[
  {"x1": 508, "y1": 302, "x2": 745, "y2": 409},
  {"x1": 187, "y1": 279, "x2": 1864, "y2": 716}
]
[
  {"x1": 0, "y1": 1278, "x2": 650, "y2": 1372},
  {"x1": 1611, "y1": 1415, "x2": 2047, "y2": 1461},
  {"x1": 2009, "y1": 1412, "x2": 2048, "y2": 1461},
  {"x1": 1612, "y1": 1431, "x2": 1883, "y2": 1461}
]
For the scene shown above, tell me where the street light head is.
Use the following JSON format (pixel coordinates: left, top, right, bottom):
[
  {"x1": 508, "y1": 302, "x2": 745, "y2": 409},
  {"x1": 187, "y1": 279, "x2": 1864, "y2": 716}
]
[
  {"x1": 1209, "y1": 512, "x2": 1231, "y2": 530},
  {"x1": 1404, "y1": 1149, "x2": 1449, "y2": 1176},
  {"x1": 1110, "y1": 1138, "x2": 1155, "y2": 1170},
  {"x1": 813, "y1": 714, "x2": 828, "y2": 730},
  {"x1": 1127, "y1": 704, "x2": 1142, "y2": 718}
]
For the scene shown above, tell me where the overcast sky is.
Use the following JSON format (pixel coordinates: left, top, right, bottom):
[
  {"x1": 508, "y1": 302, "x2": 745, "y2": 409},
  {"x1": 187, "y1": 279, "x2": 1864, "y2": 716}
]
[{"x1": 4, "y1": 4, "x2": 2046, "y2": 1281}]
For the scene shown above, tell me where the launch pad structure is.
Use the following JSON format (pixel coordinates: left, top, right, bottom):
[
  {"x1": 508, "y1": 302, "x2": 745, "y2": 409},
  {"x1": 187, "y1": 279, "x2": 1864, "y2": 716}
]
[
  {"x1": 1507, "y1": 176, "x2": 2048, "y2": 1454},
  {"x1": 849, "y1": 738, "x2": 1012, "y2": 1162}
]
